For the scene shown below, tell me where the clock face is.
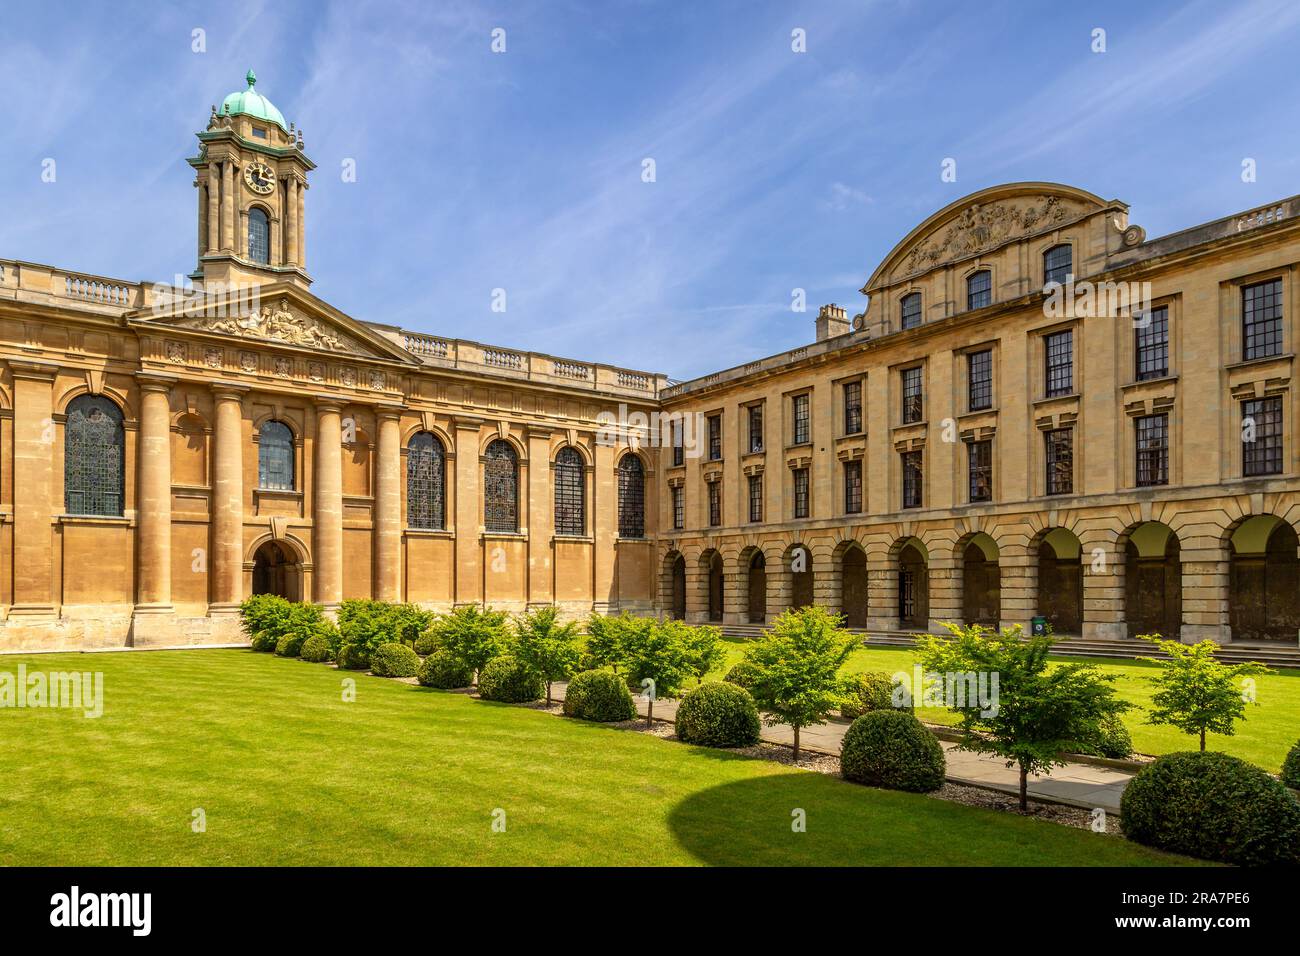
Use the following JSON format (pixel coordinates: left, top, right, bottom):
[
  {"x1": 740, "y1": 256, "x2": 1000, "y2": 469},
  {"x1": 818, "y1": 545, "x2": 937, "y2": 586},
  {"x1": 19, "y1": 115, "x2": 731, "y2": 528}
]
[{"x1": 243, "y1": 162, "x2": 275, "y2": 195}]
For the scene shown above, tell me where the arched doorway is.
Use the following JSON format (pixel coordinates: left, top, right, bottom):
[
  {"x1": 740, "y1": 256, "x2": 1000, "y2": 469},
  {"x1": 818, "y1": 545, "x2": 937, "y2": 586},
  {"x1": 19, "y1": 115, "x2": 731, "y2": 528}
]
[
  {"x1": 841, "y1": 546, "x2": 868, "y2": 627},
  {"x1": 1038, "y1": 528, "x2": 1082, "y2": 635},
  {"x1": 789, "y1": 544, "x2": 814, "y2": 609},
  {"x1": 897, "y1": 539, "x2": 928, "y2": 631},
  {"x1": 1230, "y1": 516, "x2": 1300, "y2": 642},
  {"x1": 705, "y1": 551, "x2": 724, "y2": 622},
  {"x1": 252, "y1": 540, "x2": 301, "y2": 601},
  {"x1": 1125, "y1": 522, "x2": 1181, "y2": 639},
  {"x1": 670, "y1": 554, "x2": 686, "y2": 620},
  {"x1": 961, "y1": 534, "x2": 1000, "y2": 627},
  {"x1": 747, "y1": 551, "x2": 767, "y2": 624}
]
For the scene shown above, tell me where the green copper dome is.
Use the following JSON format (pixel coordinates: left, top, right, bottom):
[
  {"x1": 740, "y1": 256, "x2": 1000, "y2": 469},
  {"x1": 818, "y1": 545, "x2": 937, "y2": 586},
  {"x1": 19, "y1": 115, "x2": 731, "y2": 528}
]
[{"x1": 220, "y1": 70, "x2": 288, "y2": 132}]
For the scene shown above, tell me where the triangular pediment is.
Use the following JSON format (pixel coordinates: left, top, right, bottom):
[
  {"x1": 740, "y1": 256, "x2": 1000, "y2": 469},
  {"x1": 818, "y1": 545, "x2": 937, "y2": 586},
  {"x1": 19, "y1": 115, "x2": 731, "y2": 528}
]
[{"x1": 128, "y1": 282, "x2": 418, "y2": 364}]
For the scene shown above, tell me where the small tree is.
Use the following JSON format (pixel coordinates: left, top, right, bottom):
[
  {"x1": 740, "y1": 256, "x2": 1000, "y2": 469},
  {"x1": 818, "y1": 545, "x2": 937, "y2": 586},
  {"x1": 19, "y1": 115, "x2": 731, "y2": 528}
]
[
  {"x1": 1139, "y1": 636, "x2": 1271, "y2": 752},
  {"x1": 512, "y1": 607, "x2": 582, "y2": 705},
  {"x1": 424, "y1": 604, "x2": 508, "y2": 684},
  {"x1": 621, "y1": 618, "x2": 694, "y2": 726},
  {"x1": 585, "y1": 611, "x2": 650, "y2": 673},
  {"x1": 743, "y1": 606, "x2": 856, "y2": 762},
  {"x1": 680, "y1": 622, "x2": 726, "y2": 688},
  {"x1": 918, "y1": 623, "x2": 1129, "y2": 810}
]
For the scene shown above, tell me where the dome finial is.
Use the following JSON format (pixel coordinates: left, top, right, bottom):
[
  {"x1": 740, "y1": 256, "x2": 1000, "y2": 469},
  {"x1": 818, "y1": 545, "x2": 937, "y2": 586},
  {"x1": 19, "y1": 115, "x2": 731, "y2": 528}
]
[{"x1": 245, "y1": 68, "x2": 257, "y2": 89}]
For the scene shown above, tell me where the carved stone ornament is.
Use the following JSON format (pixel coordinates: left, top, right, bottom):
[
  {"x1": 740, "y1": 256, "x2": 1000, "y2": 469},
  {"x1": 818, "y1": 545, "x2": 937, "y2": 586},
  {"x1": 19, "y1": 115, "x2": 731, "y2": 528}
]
[
  {"x1": 341, "y1": 367, "x2": 357, "y2": 387},
  {"x1": 204, "y1": 347, "x2": 222, "y2": 369},
  {"x1": 369, "y1": 370, "x2": 385, "y2": 390},
  {"x1": 903, "y1": 195, "x2": 1084, "y2": 273},
  {"x1": 173, "y1": 298, "x2": 362, "y2": 353},
  {"x1": 239, "y1": 351, "x2": 258, "y2": 372},
  {"x1": 274, "y1": 356, "x2": 291, "y2": 377},
  {"x1": 309, "y1": 362, "x2": 325, "y2": 383},
  {"x1": 166, "y1": 341, "x2": 186, "y2": 364}
]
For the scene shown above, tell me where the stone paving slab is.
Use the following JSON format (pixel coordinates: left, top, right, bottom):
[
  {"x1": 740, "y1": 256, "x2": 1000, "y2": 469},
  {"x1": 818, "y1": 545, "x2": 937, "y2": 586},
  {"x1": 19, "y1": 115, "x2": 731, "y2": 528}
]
[{"x1": 551, "y1": 680, "x2": 1133, "y2": 814}]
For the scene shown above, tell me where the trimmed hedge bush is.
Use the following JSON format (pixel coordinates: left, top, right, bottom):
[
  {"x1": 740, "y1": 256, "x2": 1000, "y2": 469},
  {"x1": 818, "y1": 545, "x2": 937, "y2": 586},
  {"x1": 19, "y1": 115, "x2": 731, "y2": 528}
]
[
  {"x1": 274, "y1": 632, "x2": 306, "y2": 658},
  {"x1": 723, "y1": 660, "x2": 762, "y2": 692},
  {"x1": 370, "y1": 642, "x2": 420, "y2": 678},
  {"x1": 250, "y1": 630, "x2": 279, "y2": 653},
  {"x1": 839, "y1": 671, "x2": 906, "y2": 719},
  {"x1": 563, "y1": 670, "x2": 636, "y2": 722},
  {"x1": 1283, "y1": 740, "x2": 1300, "y2": 791},
  {"x1": 840, "y1": 710, "x2": 946, "y2": 793},
  {"x1": 1084, "y1": 713, "x2": 1134, "y2": 759},
  {"x1": 300, "y1": 633, "x2": 334, "y2": 663},
  {"x1": 418, "y1": 650, "x2": 474, "y2": 689},
  {"x1": 1120, "y1": 751, "x2": 1300, "y2": 865},
  {"x1": 336, "y1": 644, "x2": 371, "y2": 671},
  {"x1": 413, "y1": 630, "x2": 439, "y2": 657},
  {"x1": 477, "y1": 655, "x2": 543, "y2": 703},
  {"x1": 675, "y1": 682, "x2": 760, "y2": 748}
]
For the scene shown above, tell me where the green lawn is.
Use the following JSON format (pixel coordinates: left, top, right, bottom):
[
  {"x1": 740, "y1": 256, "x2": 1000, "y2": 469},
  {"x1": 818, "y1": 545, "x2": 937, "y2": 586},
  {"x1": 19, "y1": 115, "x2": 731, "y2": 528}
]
[
  {"x1": 0, "y1": 649, "x2": 1197, "y2": 866},
  {"x1": 715, "y1": 639, "x2": 1300, "y2": 773}
]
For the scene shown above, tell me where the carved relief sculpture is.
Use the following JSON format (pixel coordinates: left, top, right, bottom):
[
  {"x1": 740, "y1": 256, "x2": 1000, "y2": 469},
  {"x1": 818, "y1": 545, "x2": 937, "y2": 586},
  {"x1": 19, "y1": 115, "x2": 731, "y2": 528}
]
[{"x1": 903, "y1": 196, "x2": 1083, "y2": 273}]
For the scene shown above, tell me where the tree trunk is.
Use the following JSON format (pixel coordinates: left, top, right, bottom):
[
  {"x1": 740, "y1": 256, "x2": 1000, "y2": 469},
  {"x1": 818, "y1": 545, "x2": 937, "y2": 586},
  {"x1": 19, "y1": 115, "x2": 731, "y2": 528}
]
[
  {"x1": 545, "y1": 681, "x2": 552, "y2": 707},
  {"x1": 793, "y1": 725, "x2": 801, "y2": 763},
  {"x1": 647, "y1": 695, "x2": 654, "y2": 728},
  {"x1": 1019, "y1": 763, "x2": 1029, "y2": 811},
  {"x1": 1200, "y1": 727, "x2": 1206, "y2": 752}
]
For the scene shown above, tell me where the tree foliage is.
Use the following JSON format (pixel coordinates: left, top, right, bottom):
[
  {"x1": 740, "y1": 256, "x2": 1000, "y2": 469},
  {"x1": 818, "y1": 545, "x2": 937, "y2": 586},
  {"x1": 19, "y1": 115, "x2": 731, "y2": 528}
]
[
  {"x1": 1139, "y1": 636, "x2": 1271, "y2": 751},
  {"x1": 512, "y1": 606, "x2": 582, "y2": 704}
]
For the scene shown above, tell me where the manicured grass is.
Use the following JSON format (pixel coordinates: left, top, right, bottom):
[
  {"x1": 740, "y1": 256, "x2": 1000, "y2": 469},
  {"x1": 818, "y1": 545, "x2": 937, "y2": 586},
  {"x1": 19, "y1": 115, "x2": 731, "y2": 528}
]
[
  {"x1": 0, "y1": 649, "x2": 1197, "y2": 866},
  {"x1": 716, "y1": 639, "x2": 1300, "y2": 773}
]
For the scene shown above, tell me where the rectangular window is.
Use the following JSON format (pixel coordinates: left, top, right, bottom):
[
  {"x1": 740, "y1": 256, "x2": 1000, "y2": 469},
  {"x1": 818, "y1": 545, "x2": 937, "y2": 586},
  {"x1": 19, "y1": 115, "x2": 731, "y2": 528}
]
[
  {"x1": 708, "y1": 481, "x2": 721, "y2": 527},
  {"x1": 792, "y1": 393, "x2": 810, "y2": 445},
  {"x1": 901, "y1": 367, "x2": 923, "y2": 423},
  {"x1": 748, "y1": 474, "x2": 763, "y2": 523},
  {"x1": 1243, "y1": 279, "x2": 1283, "y2": 361},
  {"x1": 747, "y1": 404, "x2": 763, "y2": 453},
  {"x1": 967, "y1": 270, "x2": 991, "y2": 310},
  {"x1": 1135, "y1": 306, "x2": 1169, "y2": 381},
  {"x1": 671, "y1": 418, "x2": 684, "y2": 467},
  {"x1": 792, "y1": 468, "x2": 810, "y2": 519},
  {"x1": 1045, "y1": 428, "x2": 1074, "y2": 495},
  {"x1": 707, "y1": 414, "x2": 721, "y2": 461},
  {"x1": 1135, "y1": 414, "x2": 1169, "y2": 487},
  {"x1": 843, "y1": 460, "x2": 862, "y2": 514},
  {"x1": 843, "y1": 381, "x2": 863, "y2": 435},
  {"x1": 671, "y1": 485, "x2": 684, "y2": 530},
  {"x1": 967, "y1": 350, "x2": 992, "y2": 411},
  {"x1": 1045, "y1": 330, "x2": 1074, "y2": 397},
  {"x1": 900, "y1": 292, "x2": 922, "y2": 330},
  {"x1": 901, "y1": 450, "x2": 923, "y2": 509},
  {"x1": 1242, "y1": 397, "x2": 1283, "y2": 477},
  {"x1": 968, "y1": 439, "x2": 992, "y2": 502}
]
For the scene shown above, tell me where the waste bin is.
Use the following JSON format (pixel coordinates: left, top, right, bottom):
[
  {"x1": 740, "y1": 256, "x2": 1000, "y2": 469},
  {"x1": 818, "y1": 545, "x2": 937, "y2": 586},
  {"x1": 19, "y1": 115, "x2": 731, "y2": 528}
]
[{"x1": 1030, "y1": 616, "x2": 1048, "y2": 637}]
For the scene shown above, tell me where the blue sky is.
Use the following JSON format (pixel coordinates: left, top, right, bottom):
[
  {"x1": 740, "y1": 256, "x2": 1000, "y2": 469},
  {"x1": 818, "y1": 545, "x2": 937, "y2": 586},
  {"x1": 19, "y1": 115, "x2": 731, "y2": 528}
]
[{"x1": 3, "y1": 0, "x2": 1299, "y2": 379}]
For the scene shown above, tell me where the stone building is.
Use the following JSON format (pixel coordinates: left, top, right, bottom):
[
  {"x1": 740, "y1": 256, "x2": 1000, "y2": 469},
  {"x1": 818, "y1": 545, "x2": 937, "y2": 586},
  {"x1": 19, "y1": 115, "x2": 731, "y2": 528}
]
[{"x1": 2, "y1": 76, "x2": 1299, "y2": 651}]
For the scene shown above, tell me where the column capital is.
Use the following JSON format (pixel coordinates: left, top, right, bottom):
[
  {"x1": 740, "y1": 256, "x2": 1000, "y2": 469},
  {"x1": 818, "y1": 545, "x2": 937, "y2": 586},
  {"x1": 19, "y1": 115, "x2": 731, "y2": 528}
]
[
  {"x1": 136, "y1": 372, "x2": 178, "y2": 392},
  {"x1": 374, "y1": 405, "x2": 404, "y2": 423},
  {"x1": 313, "y1": 396, "x2": 345, "y2": 414},
  {"x1": 7, "y1": 358, "x2": 59, "y2": 382},
  {"x1": 210, "y1": 381, "x2": 249, "y2": 402},
  {"x1": 454, "y1": 415, "x2": 487, "y2": 431}
]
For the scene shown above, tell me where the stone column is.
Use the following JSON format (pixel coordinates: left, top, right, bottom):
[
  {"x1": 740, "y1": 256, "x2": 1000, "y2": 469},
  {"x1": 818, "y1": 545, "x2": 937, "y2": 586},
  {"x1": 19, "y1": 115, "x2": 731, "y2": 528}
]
[
  {"x1": 526, "y1": 427, "x2": 554, "y2": 608},
  {"x1": 210, "y1": 385, "x2": 247, "y2": 610},
  {"x1": 221, "y1": 160, "x2": 235, "y2": 253},
  {"x1": 1180, "y1": 538, "x2": 1231, "y2": 644},
  {"x1": 8, "y1": 360, "x2": 58, "y2": 616},
  {"x1": 373, "y1": 409, "x2": 402, "y2": 602},
  {"x1": 865, "y1": 551, "x2": 898, "y2": 631},
  {"x1": 927, "y1": 551, "x2": 961, "y2": 630},
  {"x1": 206, "y1": 163, "x2": 220, "y2": 254},
  {"x1": 453, "y1": 418, "x2": 483, "y2": 604},
  {"x1": 285, "y1": 177, "x2": 299, "y2": 266},
  {"x1": 135, "y1": 375, "x2": 174, "y2": 610},
  {"x1": 297, "y1": 178, "x2": 307, "y2": 269},
  {"x1": 313, "y1": 399, "x2": 344, "y2": 607},
  {"x1": 1081, "y1": 535, "x2": 1125, "y2": 640},
  {"x1": 197, "y1": 182, "x2": 207, "y2": 262},
  {"x1": 592, "y1": 440, "x2": 616, "y2": 613},
  {"x1": 998, "y1": 543, "x2": 1037, "y2": 634}
]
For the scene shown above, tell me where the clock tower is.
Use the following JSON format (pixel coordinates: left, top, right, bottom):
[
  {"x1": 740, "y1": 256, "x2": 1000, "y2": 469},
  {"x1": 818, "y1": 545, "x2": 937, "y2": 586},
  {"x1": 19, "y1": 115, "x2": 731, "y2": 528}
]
[{"x1": 188, "y1": 70, "x2": 315, "y2": 291}]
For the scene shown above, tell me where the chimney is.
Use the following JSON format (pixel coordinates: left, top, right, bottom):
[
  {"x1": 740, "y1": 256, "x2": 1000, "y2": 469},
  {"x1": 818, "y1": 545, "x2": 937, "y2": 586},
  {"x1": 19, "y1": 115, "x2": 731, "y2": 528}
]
[{"x1": 815, "y1": 303, "x2": 849, "y2": 342}]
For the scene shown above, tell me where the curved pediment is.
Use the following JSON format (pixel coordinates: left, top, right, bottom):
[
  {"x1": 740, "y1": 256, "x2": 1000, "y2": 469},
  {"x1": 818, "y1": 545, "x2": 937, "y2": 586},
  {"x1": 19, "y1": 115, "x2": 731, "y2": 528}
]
[{"x1": 863, "y1": 183, "x2": 1117, "y2": 293}]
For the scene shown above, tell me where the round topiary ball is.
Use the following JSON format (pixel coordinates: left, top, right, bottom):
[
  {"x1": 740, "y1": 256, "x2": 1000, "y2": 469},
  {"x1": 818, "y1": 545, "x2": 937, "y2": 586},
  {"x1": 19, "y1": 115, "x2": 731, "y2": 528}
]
[
  {"x1": 250, "y1": 630, "x2": 278, "y2": 653},
  {"x1": 1120, "y1": 751, "x2": 1300, "y2": 865},
  {"x1": 563, "y1": 670, "x2": 636, "y2": 721},
  {"x1": 370, "y1": 642, "x2": 420, "y2": 678},
  {"x1": 300, "y1": 633, "x2": 334, "y2": 663},
  {"x1": 840, "y1": 671, "x2": 904, "y2": 719},
  {"x1": 840, "y1": 710, "x2": 946, "y2": 792},
  {"x1": 418, "y1": 650, "x2": 474, "y2": 689},
  {"x1": 274, "y1": 632, "x2": 305, "y2": 657},
  {"x1": 477, "y1": 655, "x2": 543, "y2": 703},
  {"x1": 723, "y1": 660, "x2": 762, "y2": 692},
  {"x1": 1282, "y1": 740, "x2": 1300, "y2": 791},
  {"x1": 413, "y1": 631, "x2": 439, "y2": 657},
  {"x1": 675, "y1": 682, "x2": 760, "y2": 747},
  {"x1": 1088, "y1": 713, "x2": 1133, "y2": 759},
  {"x1": 336, "y1": 644, "x2": 370, "y2": 671}
]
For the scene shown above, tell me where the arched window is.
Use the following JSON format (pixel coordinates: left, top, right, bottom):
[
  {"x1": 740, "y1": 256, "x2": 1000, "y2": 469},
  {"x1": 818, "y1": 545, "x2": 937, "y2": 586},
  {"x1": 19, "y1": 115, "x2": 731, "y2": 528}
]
[
  {"x1": 618, "y1": 454, "x2": 645, "y2": 538},
  {"x1": 248, "y1": 207, "x2": 270, "y2": 264},
  {"x1": 483, "y1": 439, "x2": 519, "y2": 533},
  {"x1": 258, "y1": 420, "x2": 295, "y2": 490},
  {"x1": 966, "y1": 269, "x2": 992, "y2": 310},
  {"x1": 65, "y1": 395, "x2": 124, "y2": 516},
  {"x1": 900, "y1": 292, "x2": 922, "y2": 330},
  {"x1": 1043, "y1": 244, "x2": 1072, "y2": 287},
  {"x1": 554, "y1": 447, "x2": 585, "y2": 536},
  {"x1": 407, "y1": 432, "x2": 446, "y2": 530}
]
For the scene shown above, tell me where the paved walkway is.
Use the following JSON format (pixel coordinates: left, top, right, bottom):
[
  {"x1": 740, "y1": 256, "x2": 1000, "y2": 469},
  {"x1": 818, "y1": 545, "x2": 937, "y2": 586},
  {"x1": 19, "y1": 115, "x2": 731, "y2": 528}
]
[{"x1": 551, "y1": 681, "x2": 1135, "y2": 814}]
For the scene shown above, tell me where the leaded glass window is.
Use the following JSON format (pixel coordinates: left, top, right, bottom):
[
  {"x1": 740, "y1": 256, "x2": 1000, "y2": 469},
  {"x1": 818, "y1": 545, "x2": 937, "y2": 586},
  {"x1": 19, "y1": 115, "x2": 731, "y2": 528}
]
[
  {"x1": 1135, "y1": 306, "x2": 1169, "y2": 381},
  {"x1": 900, "y1": 292, "x2": 922, "y2": 330},
  {"x1": 708, "y1": 480, "x2": 721, "y2": 527},
  {"x1": 554, "y1": 447, "x2": 585, "y2": 536},
  {"x1": 1045, "y1": 428, "x2": 1074, "y2": 495},
  {"x1": 618, "y1": 454, "x2": 645, "y2": 537},
  {"x1": 248, "y1": 207, "x2": 270, "y2": 264},
  {"x1": 792, "y1": 467, "x2": 809, "y2": 519},
  {"x1": 258, "y1": 420, "x2": 294, "y2": 491},
  {"x1": 748, "y1": 474, "x2": 763, "y2": 523},
  {"x1": 672, "y1": 485, "x2": 684, "y2": 530},
  {"x1": 792, "y1": 393, "x2": 810, "y2": 444},
  {"x1": 407, "y1": 432, "x2": 446, "y2": 530},
  {"x1": 1136, "y1": 414, "x2": 1169, "y2": 487},
  {"x1": 968, "y1": 350, "x2": 992, "y2": 411},
  {"x1": 1043, "y1": 244, "x2": 1072, "y2": 287},
  {"x1": 843, "y1": 381, "x2": 863, "y2": 435},
  {"x1": 1242, "y1": 397, "x2": 1283, "y2": 477},
  {"x1": 967, "y1": 270, "x2": 992, "y2": 310},
  {"x1": 843, "y1": 460, "x2": 862, "y2": 514},
  {"x1": 968, "y1": 439, "x2": 992, "y2": 502},
  {"x1": 64, "y1": 395, "x2": 124, "y2": 516},
  {"x1": 1045, "y1": 330, "x2": 1073, "y2": 397},
  {"x1": 901, "y1": 366, "x2": 923, "y2": 423},
  {"x1": 484, "y1": 439, "x2": 519, "y2": 533},
  {"x1": 1243, "y1": 279, "x2": 1282, "y2": 360},
  {"x1": 901, "y1": 450, "x2": 923, "y2": 509},
  {"x1": 748, "y1": 404, "x2": 764, "y2": 453}
]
